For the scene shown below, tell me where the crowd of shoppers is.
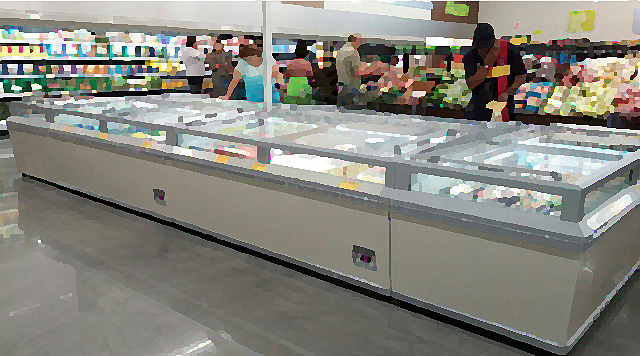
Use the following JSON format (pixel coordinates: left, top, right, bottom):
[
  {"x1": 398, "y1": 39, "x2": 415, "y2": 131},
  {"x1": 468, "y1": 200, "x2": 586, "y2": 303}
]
[{"x1": 181, "y1": 28, "x2": 524, "y2": 119}]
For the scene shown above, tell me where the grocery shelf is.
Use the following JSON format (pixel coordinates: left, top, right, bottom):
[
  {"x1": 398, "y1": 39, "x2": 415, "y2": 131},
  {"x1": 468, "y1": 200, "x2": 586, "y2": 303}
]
[{"x1": 0, "y1": 57, "x2": 157, "y2": 63}]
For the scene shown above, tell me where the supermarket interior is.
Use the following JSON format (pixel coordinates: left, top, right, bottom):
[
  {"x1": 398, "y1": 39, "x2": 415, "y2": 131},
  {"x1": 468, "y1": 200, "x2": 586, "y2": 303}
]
[{"x1": 1, "y1": 1, "x2": 639, "y2": 356}]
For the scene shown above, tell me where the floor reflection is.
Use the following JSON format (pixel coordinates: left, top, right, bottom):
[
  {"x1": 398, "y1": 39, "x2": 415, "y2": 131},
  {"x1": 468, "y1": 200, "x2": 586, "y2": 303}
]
[{"x1": 1, "y1": 137, "x2": 638, "y2": 356}]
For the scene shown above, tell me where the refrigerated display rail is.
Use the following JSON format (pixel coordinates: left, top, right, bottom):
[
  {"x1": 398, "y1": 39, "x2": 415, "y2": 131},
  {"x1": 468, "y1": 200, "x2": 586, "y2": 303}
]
[{"x1": 7, "y1": 95, "x2": 640, "y2": 355}]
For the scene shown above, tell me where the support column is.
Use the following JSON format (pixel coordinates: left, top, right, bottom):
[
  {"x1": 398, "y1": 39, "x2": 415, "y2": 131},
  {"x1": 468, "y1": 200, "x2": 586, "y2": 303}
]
[
  {"x1": 99, "y1": 120, "x2": 108, "y2": 133},
  {"x1": 262, "y1": 0, "x2": 273, "y2": 113},
  {"x1": 165, "y1": 128, "x2": 179, "y2": 146}
]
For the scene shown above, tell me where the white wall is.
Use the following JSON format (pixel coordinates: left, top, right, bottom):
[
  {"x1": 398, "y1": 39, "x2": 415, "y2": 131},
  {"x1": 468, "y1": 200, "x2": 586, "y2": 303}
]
[
  {"x1": 270, "y1": 2, "x2": 475, "y2": 43},
  {"x1": 479, "y1": 1, "x2": 640, "y2": 43},
  {"x1": 0, "y1": 1, "x2": 264, "y2": 33},
  {"x1": 0, "y1": 1, "x2": 474, "y2": 44},
  {"x1": 323, "y1": 1, "x2": 432, "y2": 20}
]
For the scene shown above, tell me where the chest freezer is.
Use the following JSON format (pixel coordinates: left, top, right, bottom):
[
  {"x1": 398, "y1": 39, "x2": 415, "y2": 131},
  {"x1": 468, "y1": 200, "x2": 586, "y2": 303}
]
[{"x1": 405, "y1": 124, "x2": 640, "y2": 224}]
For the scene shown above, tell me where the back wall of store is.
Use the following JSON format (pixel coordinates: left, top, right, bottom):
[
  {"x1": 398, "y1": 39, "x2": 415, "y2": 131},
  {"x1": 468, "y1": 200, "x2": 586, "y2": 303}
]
[{"x1": 479, "y1": 1, "x2": 640, "y2": 43}]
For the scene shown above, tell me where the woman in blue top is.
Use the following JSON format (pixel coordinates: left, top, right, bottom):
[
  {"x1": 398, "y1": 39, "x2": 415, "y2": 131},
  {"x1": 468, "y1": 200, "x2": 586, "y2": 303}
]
[{"x1": 222, "y1": 45, "x2": 284, "y2": 103}]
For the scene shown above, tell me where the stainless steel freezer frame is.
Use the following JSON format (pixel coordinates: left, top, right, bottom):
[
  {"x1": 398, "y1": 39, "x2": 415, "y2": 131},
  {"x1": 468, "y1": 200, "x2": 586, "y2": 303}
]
[
  {"x1": 7, "y1": 95, "x2": 640, "y2": 354},
  {"x1": 385, "y1": 123, "x2": 640, "y2": 354}
]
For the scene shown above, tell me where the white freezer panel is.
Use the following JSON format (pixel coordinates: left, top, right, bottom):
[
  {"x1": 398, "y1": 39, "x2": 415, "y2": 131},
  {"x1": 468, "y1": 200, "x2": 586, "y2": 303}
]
[
  {"x1": 391, "y1": 216, "x2": 582, "y2": 345},
  {"x1": 566, "y1": 207, "x2": 640, "y2": 341},
  {"x1": 9, "y1": 131, "x2": 391, "y2": 290}
]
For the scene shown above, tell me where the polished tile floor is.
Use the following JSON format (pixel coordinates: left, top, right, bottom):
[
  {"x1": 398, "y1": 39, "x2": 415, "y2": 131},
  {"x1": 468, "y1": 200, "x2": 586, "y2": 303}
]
[{"x1": 0, "y1": 137, "x2": 638, "y2": 356}]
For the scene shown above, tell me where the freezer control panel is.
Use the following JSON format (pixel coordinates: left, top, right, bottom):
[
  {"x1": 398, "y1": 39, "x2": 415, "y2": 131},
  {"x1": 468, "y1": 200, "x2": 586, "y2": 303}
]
[
  {"x1": 153, "y1": 188, "x2": 166, "y2": 206},
  {"x1": 352, "y1": 245, "x2": 377, "y2": 271}
]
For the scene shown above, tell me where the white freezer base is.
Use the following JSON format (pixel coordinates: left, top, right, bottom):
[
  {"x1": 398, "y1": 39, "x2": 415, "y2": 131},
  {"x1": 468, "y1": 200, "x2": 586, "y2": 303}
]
[
  {"x1": 391, "y1": 208, "x2": 640, "y2": 354},
  {"x1": 9, "y1": 128, "x2": 640, "y2": 355},
  {"x1": 9, "y1": 131, "x2": 391, "y2": 292}
]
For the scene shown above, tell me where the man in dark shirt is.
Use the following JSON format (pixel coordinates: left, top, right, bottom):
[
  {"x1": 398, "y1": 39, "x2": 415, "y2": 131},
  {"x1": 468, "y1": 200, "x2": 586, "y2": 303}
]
[
  {"x1": 463, "y1": 23, "x2": 527, "y2": 121},
  {"x1": 206, "y1": 34, "x2": 234, "y2": 98}
]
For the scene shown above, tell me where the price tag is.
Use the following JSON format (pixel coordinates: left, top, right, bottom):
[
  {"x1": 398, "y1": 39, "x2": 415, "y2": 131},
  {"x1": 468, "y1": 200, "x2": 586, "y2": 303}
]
[
  {"x1": 64, "y1": 126, "x2": 71, "y2": 132},
  {"x1": 490, "y1": 65, "x2": 511, "y2": 78},
  {"x1": 142, "y1": 141, "x2": 153, "y2": 148},
  {"x1": 486, "y1": 100, "x2": 507, "y2": 111},
  {"x1": 252, "y1": 163, "x2": 267, "y2": 172},
  {"x1": 215, "y1": 155, "x2": 229, "y2": 164},
  {"x1": 338, "y1": 181, "x2": 359, "y2": 191},
  {"x1": 98, "y1": 133, "x2": 108, "y2": 139}
]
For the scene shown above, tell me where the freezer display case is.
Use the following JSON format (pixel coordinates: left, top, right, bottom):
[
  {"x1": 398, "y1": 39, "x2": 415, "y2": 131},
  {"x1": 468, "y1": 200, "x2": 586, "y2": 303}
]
[
  {"x1": 251, "y1": 108, "x2": 504, "y2": 185},
  {"x1": 408, "y1": 125, "x2": 634, "y2": 219},
  {"x1": 178, "y1": 116, "x2": 317, "y2": 163},
  {"x1": 6, "y1": 95, "x2": 640, "y2": 355},
  {"x1": 387, "y1": 122, "x2": 640, "y2": 354}
]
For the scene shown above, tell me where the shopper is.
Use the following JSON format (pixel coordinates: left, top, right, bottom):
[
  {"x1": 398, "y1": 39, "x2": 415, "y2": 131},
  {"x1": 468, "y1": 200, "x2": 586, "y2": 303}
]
[
  {"x1": 336, "y1": 34, "x2": 366, "y2": 109},
  {"x1": 463, "y1": 23, "x2": 527, "y2": 122},
  {"x1": 205, "y1": 34, "x2": 234, "y2": 98},
  {"x1": 283, "y1": 44, "x2": 314, "y2": 105},
  {"x1": 181, "y1": 36, "x2": 206, "y2": 94},
  {"x1": 376, "y1": 55, "x2": 406, "y2": 104},
  {"x1": 222, "y1": 45, "x2": 284, "y2": 103}
]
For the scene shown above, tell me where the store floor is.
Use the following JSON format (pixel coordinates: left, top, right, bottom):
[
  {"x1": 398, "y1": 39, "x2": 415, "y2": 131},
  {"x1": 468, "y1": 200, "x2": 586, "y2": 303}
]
[{"x1": 0, "y1": 137, "x2": 638, "y2": 356}]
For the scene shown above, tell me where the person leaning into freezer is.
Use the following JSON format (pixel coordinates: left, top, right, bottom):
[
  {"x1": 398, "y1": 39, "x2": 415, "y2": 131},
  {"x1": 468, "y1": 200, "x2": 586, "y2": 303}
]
[
  {"x1": 463, "y1": 23, "x2": 527, "y2": 122},
  {"x1": 221, "y1": 45, "x2": 285, "y2": 103},
  {"x1": 335, "y1": 34, "x2": 381, "y2": 109},
  {"x1": 180, "y1": 36, "x2": 206, "y2": 94}
]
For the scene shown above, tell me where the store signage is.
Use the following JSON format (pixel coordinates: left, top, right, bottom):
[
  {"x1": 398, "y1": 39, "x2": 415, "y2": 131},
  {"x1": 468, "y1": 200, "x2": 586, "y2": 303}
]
[
  {"x1": 568, "y1": 10, "x2": 595, "y2": 33},
  {"x1": 338, "y1": 180, "x2": 359, "y2": 191},
  {"x1": 431, "y1": 1, "x2": 478, "y2": 24},
  {"x1": 252, "y1": 163, "x2": 267, "y2": 172},
  {"x1": 214, "y1": 155, "x2": 229, "y2": 164},
  {"x1": 444, "y1": 1, "x2": 469, "y2": 17}
]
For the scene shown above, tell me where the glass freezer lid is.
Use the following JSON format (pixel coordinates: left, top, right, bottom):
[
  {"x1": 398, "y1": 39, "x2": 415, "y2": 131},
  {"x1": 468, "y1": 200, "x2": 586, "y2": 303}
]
[
  {"x1": 545, "y1": 131, "x2": 640, "y2": 151},
  {"x1": 334, "y1": 117, "x2": 479, "y2": 137},
  {"x1": 227, "y1": 117, "x2": 319, "y2": 139},
  {"x1": 430, "y1": 141, "x2": 620, "y2": 185},
  {"x1": 289, "y1": 126, "x2": 417, "y2": 157},
  {"x1": 410, "y1": 173, "x2": 564, "y2": 217}
]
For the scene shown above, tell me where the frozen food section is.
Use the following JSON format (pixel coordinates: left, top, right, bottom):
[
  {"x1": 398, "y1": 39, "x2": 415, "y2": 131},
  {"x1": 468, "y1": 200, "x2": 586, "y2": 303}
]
[{"x1": 7, "y1": 95, "x2": 640, "y2": 355}]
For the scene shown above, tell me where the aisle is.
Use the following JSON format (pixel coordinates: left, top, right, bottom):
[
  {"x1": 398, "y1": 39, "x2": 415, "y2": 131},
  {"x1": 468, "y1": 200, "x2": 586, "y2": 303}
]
[{"x1": 0, "y1": 137, "x2": 638, "y2": 356}]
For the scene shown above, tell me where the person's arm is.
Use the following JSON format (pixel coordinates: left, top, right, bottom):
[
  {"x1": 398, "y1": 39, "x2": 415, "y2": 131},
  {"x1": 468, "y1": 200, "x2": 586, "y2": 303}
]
[
  {"x1": 223, "y1": 54, "x2": 234, "y2": 74},
  {"x1": 222, "y1": 68, "x2": 242, "y2": 99},
  {"x1": 272, "y1": 62, "x2": 285, "y2": 87},
  {"x1": 465, "y1": 46, "x2": 499, "y2": 90},
  {"x1": 205, "y1": 52, "x2": 215, "y2": 69},
  {"x1": 304, "y1": 60, "x2": 314, "y2": 78},
  {"x1": 465, "y1": 58, "x2": 491, "y2": 91},
  {"x1": 501, "y1": 74, "x2": 527, "y2": 98}
]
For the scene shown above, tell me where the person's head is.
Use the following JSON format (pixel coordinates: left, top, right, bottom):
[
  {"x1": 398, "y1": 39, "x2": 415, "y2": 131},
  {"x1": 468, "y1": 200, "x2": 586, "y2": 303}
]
[
  {"x1": 186, "y1": 36, "x2": 197, "y2": 49},
  {"x1": 390, "y1": 55, "x2": 399, "y2": 66},
  {"x1": 239, "y1": 45, "x2": 262, "y2": 66},
  {"x1": 473, "y1": 23, "x2": 496, "y2": 56},
  {"x1": 214, "y1": 34, "x2": 228, "y2": 50},
  {"x1": 295, "y1": 40, "x2": 309, "y2": 59},
  {"x1": 348, "y1": 33, "x2": 362, "y2": 49},
  {"x1": 295, "y1": 46, "x2": 308, "y2": 60}
]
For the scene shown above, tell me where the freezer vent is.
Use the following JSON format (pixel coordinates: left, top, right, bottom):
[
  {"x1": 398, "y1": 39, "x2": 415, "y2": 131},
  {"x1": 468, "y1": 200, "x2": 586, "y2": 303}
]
[
  {"x1": 352, "y1": 245, "x2": 377, "y2": 271},
  {"x1": 153, "y1": 189, "x2": 166, "y2": 206}
]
